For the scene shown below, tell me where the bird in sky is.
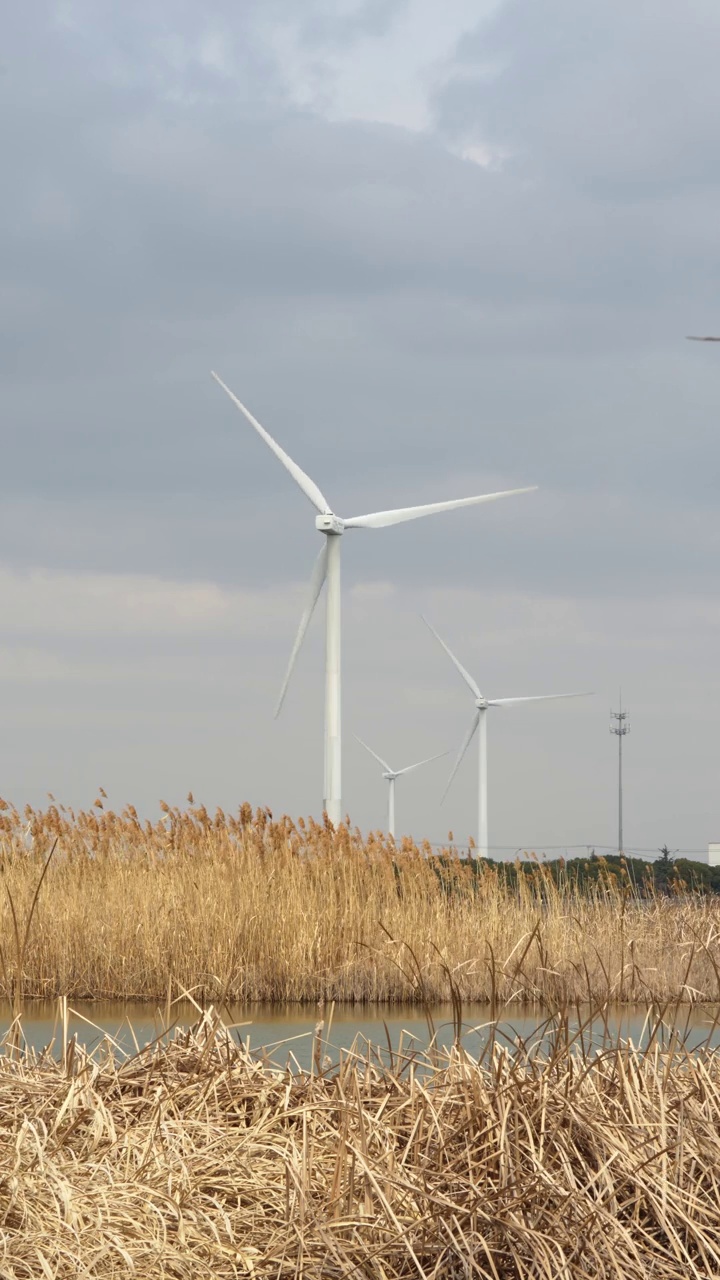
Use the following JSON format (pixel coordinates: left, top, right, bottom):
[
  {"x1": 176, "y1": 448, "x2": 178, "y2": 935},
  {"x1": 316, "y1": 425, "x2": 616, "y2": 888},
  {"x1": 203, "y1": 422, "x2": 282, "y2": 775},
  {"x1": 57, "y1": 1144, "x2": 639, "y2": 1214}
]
[{"x1": 686, "y1": 335, "x2": 720, "y2": 341}]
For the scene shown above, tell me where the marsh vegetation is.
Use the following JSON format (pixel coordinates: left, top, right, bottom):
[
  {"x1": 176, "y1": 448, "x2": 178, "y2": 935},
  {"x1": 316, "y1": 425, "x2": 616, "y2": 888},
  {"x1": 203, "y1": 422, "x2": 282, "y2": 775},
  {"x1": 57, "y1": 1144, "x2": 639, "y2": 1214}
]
[
  {"x1": 1, "y1": 1003, "x2": 720, "y2": 1277},
  {"x1": 0, "y1": 799, "x2": 719, "y2": 1007}
]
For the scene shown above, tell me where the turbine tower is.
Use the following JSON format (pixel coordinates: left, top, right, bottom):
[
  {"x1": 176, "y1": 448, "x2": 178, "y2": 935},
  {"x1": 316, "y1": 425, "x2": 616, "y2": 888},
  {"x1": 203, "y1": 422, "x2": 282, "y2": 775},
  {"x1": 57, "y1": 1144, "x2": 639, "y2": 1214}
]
[
  {"x1": 610, "y1": 696, "x2": 630, "y2": 854},
  {"x1": 423, "y1": 617, "x2": 592, "y2": 857},
  {"x1": 355, "y1": 735, "x2": 448, "y2": 838},
  {"x1": 212, "y1": 373, "x2": 537, "y2": 826}
]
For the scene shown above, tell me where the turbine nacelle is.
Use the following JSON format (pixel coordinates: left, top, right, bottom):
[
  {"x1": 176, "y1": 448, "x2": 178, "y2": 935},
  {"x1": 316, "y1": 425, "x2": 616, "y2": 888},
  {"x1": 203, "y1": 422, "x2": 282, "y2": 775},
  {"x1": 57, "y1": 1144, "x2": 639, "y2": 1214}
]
[{"x1": 315, "y1": 513, "x2": 345, "y2": 535}]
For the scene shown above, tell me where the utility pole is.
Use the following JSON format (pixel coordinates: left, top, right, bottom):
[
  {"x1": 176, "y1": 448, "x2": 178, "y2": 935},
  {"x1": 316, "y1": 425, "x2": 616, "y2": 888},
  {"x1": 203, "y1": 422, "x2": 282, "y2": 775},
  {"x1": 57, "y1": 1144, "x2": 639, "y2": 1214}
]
[{"x1": 610, "y1": 696, "x2": 630, "y2": 853}]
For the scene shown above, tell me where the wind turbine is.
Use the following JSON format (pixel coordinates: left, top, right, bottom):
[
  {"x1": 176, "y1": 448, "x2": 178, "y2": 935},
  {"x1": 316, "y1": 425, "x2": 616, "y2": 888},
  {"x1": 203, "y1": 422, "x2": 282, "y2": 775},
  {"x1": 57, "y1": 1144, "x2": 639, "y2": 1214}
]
[
  {"x1": 355, "y1": 735, "x2": 448, "y2": 838},
  {"x1": 422, "y1": 617, "x2": 592, "y2": 857},
  {"x1": 211, "y1": 372, "x2": 537, "y2": 825}
]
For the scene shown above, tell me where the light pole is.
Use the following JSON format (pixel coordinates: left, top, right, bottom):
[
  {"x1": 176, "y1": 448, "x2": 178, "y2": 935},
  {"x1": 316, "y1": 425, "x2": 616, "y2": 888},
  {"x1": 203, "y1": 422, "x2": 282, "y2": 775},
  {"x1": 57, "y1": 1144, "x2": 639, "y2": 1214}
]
[{"x1": 610, "y1": 697, "x2": 630, "y2": 854}]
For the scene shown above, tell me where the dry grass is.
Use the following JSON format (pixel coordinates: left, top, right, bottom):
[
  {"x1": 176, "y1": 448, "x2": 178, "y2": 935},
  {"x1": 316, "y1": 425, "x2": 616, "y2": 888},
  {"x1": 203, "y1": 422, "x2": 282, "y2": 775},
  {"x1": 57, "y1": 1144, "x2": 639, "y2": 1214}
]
[
  {"x1": 1, "y1": 798, "x2": 720, "y2": 1005},
  {"x1": 0, "y1": 1006, "x2": 720, "y2": 1277}
]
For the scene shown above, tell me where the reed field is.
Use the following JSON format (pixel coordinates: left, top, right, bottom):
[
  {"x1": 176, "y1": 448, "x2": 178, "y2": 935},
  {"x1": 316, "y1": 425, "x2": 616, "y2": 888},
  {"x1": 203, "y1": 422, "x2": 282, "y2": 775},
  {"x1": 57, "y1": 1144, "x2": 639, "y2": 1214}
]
[
  {"x1": 1, "y1": 1006, "x2": 720, "y2": 1277},
  {"x1": 1, "y1": 798, "x2": 720, "y2": 1007}
]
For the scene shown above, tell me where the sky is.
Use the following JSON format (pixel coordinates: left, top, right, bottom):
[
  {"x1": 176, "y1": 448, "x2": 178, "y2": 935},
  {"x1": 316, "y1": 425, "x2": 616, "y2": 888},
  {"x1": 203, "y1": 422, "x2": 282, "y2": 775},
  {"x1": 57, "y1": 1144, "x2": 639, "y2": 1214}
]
[{"x1": 3, "y1": 0, "x2": 720, "y2": 856}]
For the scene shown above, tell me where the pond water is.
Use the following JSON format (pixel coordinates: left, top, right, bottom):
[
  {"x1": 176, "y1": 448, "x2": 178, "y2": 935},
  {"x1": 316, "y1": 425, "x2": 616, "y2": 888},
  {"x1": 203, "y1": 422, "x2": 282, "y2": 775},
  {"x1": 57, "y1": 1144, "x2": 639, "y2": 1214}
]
[{"x1": 2, "y1": 1000, "x2": 720, "y2": 1070}]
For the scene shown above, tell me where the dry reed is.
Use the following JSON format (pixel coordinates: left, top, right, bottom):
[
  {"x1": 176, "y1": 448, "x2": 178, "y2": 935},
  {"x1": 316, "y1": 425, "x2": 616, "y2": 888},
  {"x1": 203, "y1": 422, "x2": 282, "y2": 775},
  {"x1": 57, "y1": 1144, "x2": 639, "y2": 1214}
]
[
  {"x1": 1, "y1": 798, "x2": 719, "y2": 1005},
  {"x1": 0, "y1": 1006, "x2": 719, "y2": 1277}
]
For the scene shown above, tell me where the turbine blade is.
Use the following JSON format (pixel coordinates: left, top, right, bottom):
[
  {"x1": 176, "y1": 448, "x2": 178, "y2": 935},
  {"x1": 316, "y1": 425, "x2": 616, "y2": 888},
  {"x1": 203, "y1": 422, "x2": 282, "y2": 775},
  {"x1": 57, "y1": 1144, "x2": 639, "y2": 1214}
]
[
  {"x1": 442, "y1": 711, "x2": 480, "y2": 803},
  {"x1": 396, "y1": 750, "x2": 450, "y2": 776},
  {"x1": 343, "y1": 486, "x2": 537, "y2": 529},
  {"x1": 488, "y1": 692, "x2": 594, "y2": 706},
  {"x1": 354, "y1": 734, "x2": 393, "y2": 774},
  {"x1": 211, "y1": 372, "x2": 331, "y2": 515},
  {"x1": 275, "y1": 544, "x2": 328, "y2": 717},
  {"x1": 421, "y1": 616, "x2": 482, "y2": 698}
]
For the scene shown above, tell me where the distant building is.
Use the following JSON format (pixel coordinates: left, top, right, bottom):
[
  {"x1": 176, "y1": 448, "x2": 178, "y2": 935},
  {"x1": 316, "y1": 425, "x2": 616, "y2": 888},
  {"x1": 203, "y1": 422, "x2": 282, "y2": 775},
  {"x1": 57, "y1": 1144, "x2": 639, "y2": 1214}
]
[{"x1": 708, "y1": 844, "x2": 720, "y2": 867}]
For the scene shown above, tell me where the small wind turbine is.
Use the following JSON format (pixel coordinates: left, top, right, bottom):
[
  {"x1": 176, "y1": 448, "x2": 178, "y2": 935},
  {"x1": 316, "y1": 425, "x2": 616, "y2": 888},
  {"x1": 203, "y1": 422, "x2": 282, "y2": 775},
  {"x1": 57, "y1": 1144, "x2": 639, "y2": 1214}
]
[
  {"x1": 355, "y1": 735, "x2": 448, "y2": 838},
  {"x1": 422, "y1": 617, "x2": 592, "y2": 857},
  {"x1": 212, "y1": 372, "x2": 537, "y2": 826}
]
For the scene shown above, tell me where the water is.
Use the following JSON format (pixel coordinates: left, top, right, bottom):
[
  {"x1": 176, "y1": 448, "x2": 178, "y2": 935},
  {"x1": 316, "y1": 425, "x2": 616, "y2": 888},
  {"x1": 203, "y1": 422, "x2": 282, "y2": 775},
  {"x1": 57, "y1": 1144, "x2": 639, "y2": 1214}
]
[{"x1": 2, "y1": 999, "x2": 720, "y2": 1070}]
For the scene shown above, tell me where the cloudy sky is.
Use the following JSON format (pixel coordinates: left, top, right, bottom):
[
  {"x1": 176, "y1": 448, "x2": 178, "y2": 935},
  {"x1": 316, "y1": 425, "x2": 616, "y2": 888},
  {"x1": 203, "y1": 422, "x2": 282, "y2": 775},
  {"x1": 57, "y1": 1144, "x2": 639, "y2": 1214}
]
[{"x1": 3, "y1": 0, "x2": 720, "y2": 855}]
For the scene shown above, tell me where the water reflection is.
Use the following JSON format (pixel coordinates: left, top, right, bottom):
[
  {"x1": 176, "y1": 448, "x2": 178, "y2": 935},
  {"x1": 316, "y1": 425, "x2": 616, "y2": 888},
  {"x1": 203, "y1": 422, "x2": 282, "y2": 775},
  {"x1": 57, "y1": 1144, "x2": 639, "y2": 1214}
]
[{"x1": 2, "y1": 1000, "x2": 720, "y2": 1070}]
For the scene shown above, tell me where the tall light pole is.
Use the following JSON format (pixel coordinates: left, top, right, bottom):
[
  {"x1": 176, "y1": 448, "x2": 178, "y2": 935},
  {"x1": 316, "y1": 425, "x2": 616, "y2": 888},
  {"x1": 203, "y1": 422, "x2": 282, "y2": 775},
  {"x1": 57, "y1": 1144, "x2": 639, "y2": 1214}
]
[{"x1": 610, "y1": 697, "x2": 630, "y2": 853}]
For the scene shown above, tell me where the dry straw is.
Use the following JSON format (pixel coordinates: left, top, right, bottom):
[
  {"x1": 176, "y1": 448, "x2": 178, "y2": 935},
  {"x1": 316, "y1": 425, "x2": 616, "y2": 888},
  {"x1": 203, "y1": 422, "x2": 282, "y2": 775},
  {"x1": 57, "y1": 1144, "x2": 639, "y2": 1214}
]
[
  {"x1": 0, "y1": 1005, "x2": 719, "y2": 1277},
  {"x1": 0, "y1": 797, "x2": 719, "y2": 1005}
]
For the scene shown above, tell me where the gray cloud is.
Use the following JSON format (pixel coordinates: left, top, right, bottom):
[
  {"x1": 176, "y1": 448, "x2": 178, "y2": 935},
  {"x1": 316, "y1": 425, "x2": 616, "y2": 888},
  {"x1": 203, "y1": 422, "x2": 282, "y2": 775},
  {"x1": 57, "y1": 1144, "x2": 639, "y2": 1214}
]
[{"x1": 437, "y1": 0, "x2": 720, "y2": 192}]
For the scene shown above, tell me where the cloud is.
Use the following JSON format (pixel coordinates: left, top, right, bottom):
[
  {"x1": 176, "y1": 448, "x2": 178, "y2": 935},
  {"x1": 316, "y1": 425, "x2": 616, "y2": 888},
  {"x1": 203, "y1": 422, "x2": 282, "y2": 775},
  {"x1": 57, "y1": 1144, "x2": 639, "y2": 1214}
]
[
  {"x1": 0, "y1": 564, "x2": 301, "y2": 638},
  {"x1": 436, "y1": 0, "x2": 720, "y2": 193},
  {"x1": 2, "y1": 1, "x2": 719, "y2": 853}
]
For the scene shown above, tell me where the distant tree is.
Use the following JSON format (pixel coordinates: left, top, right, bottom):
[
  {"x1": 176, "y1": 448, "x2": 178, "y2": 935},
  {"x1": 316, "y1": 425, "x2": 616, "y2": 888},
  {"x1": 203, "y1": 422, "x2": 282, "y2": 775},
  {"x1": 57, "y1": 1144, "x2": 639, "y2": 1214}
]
[
  {"x1": 655, "y1": 844, "x2": 676, "y2": 892},
  {"x1": 457, "y1": 847, "x2": 720, "y2": 898}
]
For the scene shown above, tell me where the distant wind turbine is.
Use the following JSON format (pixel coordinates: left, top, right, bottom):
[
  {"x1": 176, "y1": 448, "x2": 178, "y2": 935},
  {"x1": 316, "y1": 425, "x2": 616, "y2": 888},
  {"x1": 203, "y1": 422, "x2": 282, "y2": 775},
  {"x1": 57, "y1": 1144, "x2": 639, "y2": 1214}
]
[
  {"x1": 355, "y1": 735, "x2": 448, "y2": 838},
  {"x1": 422, "y1": 617, "x2": 593, "y2": 858},
  {"x1": 212, "y1": 372, "x2": 537, "y2": 826}
]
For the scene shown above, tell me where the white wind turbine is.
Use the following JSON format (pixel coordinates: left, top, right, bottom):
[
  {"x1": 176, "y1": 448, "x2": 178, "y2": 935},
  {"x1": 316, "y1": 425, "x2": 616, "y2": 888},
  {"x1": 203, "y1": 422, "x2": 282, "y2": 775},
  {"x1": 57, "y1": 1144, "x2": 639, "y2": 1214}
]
[
  {"x1": 212, "y1": 372, "x2": 537, "y2": 826},
  {"x1": 355, "y1": 735, "x2": 448, "y2": 838},
  {"x1": 422, "y1": 617, "x2": 593, "y2": 858}
]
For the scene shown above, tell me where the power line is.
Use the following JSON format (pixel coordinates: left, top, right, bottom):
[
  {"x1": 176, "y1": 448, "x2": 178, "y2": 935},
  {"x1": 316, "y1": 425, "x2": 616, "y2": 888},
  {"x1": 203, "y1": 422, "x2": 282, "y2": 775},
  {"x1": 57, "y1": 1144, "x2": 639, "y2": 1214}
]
[{"x1": 425, "y1": 842, "x2": 710, "y2": 858}]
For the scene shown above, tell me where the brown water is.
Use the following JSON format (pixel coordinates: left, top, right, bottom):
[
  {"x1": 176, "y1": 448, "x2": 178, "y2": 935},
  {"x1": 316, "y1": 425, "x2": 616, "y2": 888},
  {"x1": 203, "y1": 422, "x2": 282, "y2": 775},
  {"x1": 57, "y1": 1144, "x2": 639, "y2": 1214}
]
[{"x1": 3, "y1": 1000, "x2": 720, "y2": 1070}]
